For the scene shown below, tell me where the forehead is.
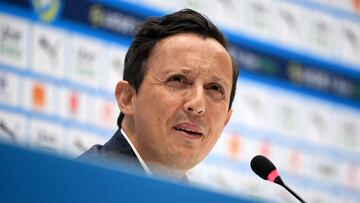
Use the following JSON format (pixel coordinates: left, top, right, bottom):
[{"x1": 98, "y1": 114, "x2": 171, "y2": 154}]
[{"x1": 146, "y1": 33, "x2": 233, "y2": 81}]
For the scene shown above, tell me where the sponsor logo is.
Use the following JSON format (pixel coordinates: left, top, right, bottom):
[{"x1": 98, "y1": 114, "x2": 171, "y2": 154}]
[
  {"x1": 227, "y1": 134, "x2": 242, "y2": 160},
  {"x1": 288, "y1": 63, "x2": 353, "y2": 96},
  {"x1": 100, "y1": 102, "x2": 112, "y2": 124},
  {"x1": 111, "y1": 57, "x2": 122, "y2": 74},
  {"x1": 289, "y1": 150, "x2": 301, "y2": 172},
  {"x1": 89, "y1": 5, "x2": 103, "y2": 27},
  {"x1": 33, "y1": 25, "x2": 66, "y2": 77},
  {"x1": 0, "y1": 24, "x2": 22, "y2": 60},
  {"x1": 31, "y1": 0, "x2": 62, "y2": 22},
  {"x1": 69, "y1": 91, "x2": 79, "y2": 114},
  {"x1": 31, "y1": 120, "x2": 62, "y2": 153},
  {"x1": 38, "y1": 35, "x2": 59, "y2": 66},
  {"x1": 0, "y1": 72, "x2": 18, "y2": 106},
  {"x1": 107, "y1": 47, "x2": 126, "y2": 90},
  {"x1": 71, "y1": 37, "x2": 102, "y2": 87},
  {"x1": 0, "y1": 112, "x2": 24, "y2": 144},
  {"x1": 88, "y1": 4, "x2": 139, "y2": 36},
  {"x1": 0, "y1": 118, "x2": 16, "y2": 142},
  {"x1": 343, "y1": 28, "x2": 357, "y2": 49},
  {"x1": 34, "y1": 128, "x2": 58, "y2": 152},
  {"x1": 76, "y1": 48, "x2": 96, "y2": 77},
  {"x1": 73, "y1": 137, "x2": 87, "y2": 151},
  {"x1": 259, "y1": 139, "x2": 271, "y2": 157},
  {"x1": 94, "y1": 100, "x2": 117, "y2": 129},
  {"x1": 346, "y1": 163, "x2": 357, "y2": 187},
  {"x1": 0, "y1": 15, "x2": 27, "y2": 68},
  {"x1": 279, "y1": 9, "x2": 297, "y2": 29},
  {"x1": 32, "y1": 83, "x2": 45, "y2": 109},
  {"x1": 354, "y1": 0, "x2": 360, "y2": 13},
  {"x1": 0, "y1": 73, "x2": 8, "y2": 93}
]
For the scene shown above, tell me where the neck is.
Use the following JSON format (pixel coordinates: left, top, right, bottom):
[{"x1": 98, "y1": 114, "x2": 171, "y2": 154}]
[{"x1": 121, "y1": 118, "x2": 187, "y2": 181}]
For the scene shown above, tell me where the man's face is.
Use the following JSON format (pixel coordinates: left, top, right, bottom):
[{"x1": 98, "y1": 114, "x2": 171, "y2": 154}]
[{"x1": 129, "y1": 33, "x2": 233, "y2": 170}]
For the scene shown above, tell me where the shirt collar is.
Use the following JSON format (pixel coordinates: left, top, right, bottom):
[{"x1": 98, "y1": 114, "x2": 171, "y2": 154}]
[
  {"x1": 120, "y1": 129, "x2": 153, "y2": 176},
  {"x1": 120, "y1": 129, "x2": 190, "y2": 184}
]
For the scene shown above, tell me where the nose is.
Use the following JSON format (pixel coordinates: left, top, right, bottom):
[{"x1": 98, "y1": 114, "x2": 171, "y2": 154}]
[{"x1": 183, "y1": 84, "x2": 206, "y2": 116}]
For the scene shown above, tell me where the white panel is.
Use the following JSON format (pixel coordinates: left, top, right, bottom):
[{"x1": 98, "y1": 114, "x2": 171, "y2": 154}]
[
  {"x1": 303, "y1": 100, "x2": 334, "y2": 147},
  {"x1": 0, "y1": 71, "x2": 19, "y2": 106},
  {"x1": 340, "y1": 20, "x2": 360, "y2": 67},
  {"x1": 335, "y1": 108, "x2": 360, "y2": 154},
  {"x1": 0, "y1": 13, "x2": 29, "y2": 69},
  {"x1": 23, "y1": 78, "x2": 55, "y2": 115},
  {"x1": 59, "y1": 87, "x2": 89, "y2": 124},
  {"x1": 69, "y1": 35, "x2": 103, "y2": 88},
  {"x1": 67, "y1": 129, "x2": 108, "y2": 157},
  {"x1": 0, "y1": 110, "x2": 26, "y2": 145},
  {"x1": 242, "y1": 0, "x2": 274, "y2": 40},
  {"x1": 104, "y1": 44, "x2": 127, "y2": 91},
  {"x1": 32, "y1": 24, "x2": 67, "y2": 78},
  {"x1": 93, "y1": 97, "x2": 119, "y2": 130},
  {"x1": 304, "y1": 9, "x2": 339, "y2": 59},
  {"x1": 275, "y1": 1, "x2": 305, "y2": 50},
  {"x1": 29, "y1": 119, "x2": 64, "y2": 154},
  {"x1": 232, "y1": 80, "x2": 271, "y2": 130}
]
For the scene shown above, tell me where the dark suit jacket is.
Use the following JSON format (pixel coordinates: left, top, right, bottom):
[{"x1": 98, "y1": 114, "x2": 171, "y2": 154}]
[
  {"x1": 77, "y1": 129, "x2": 145, "y2": 174},
  {"x1": 78, "y1": 128, "x2": 189, "y2": 183}
]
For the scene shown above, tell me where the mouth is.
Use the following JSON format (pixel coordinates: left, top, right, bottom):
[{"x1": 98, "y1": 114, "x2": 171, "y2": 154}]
[{"x1": 173, "y1": 123, "x2": 203, "y2": 139}]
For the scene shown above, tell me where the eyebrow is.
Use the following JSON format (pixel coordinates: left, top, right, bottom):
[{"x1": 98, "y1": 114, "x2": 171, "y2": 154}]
[
  {"x1": 162, "y1": 67, "x2": 231, "y2": 89},
  {"x1": 161, "y1": 67, "x2": 198, "y2": 76}
]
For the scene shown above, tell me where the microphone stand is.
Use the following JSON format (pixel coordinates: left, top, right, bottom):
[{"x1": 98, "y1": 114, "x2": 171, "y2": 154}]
[
  {"x1": 282, "y1": 183, "x2": 306, "y2": 203},
  {"x1": 275, "y1": 177, "x2": 306, "y2": 203}
]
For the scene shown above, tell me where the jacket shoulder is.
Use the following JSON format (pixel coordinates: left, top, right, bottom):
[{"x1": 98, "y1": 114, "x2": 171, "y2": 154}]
[{"x1": 75, "y1": 129, "x2": 144, "y2": 173}]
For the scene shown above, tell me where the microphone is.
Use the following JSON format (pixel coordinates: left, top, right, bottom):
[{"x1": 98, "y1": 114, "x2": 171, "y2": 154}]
[{"x1": 250, "y1": 155, "x2": 306, "y2": 203}]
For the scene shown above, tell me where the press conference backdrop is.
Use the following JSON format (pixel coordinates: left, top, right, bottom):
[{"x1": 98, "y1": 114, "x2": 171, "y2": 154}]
[{"x1": 0, "y1": 0, "x2": 359, "y2": 202}]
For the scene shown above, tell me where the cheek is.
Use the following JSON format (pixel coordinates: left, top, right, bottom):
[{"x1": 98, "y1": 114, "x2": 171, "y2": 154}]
[
  {"x1": 205, "y1": 108, "x2": 228, "y2": 144},
  {"x1": 156, "y1": 91, "x2": 180, "y2": 111},
  {"x1": 144, "y1": 91, "x2": 179, "y2": 125},
  {"x1": 208, "y1": 103, "x2": 229, "y2": 124}
]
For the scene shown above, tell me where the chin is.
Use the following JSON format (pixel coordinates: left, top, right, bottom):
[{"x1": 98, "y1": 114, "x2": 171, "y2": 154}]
[
  {"x1": 164, "y1": 149, "x2": 205, "y2": 169},
  {"x1": 172, "y1": 157, "x2": 202, "y2": 170}
]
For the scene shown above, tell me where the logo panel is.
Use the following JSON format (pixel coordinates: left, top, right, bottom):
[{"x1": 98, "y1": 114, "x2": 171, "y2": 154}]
[
  {"x1": 32, "y1": 24, "x2": 66, "y2": 78},
  {"x1": 92, "y1": 97, "x2": 118, "y2": 130},
  {"x1": 31, "y1": 0, "x2": 62, "y2": 23},
  {"x1": 59, "y1": 87, "x2": 88, "y2": 123},
  {"x1": 67, "y1": 129, "x2": 108, "y2": 157},
  {"x1": 0, "y1": 71, "x2": 19, "y2": 106},
  {"x1": 29, "y1": 119, "x2": 64, "y2": 154},
  {"x1": 24, "y1": 78, "x2": 54, "y2": 115},
  {"x1": 0, "y1": 110, "x2": 26, "y2": 145},
  {"x1": 0, "y1": 14, "x2": 29, "y2": 69},
  {"x1": 104, "y1": 45, "x2": 126, "y2": 91},
  {"x1": 70, "y1": 36, "x2": 103, "y2": 88}
]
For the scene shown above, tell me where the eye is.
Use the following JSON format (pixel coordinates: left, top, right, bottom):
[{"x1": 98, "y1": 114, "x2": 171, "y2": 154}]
[
  {"x1": 166, "y1": 74, "x2": 190, "y2": 87},
  {"x1": 206, "y1": 83, "x2": 226, "y2": 100},
  {"x1": 168, "y1": 75, "x2": 185, "y2": 82},
  {"x1": 207, "y1": 83, "x2": 224, "y2": 94}
]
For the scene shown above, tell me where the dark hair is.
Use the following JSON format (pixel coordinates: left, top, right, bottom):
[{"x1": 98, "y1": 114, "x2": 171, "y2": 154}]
[{"x1": 118, "y1": 8, "x2": 239, "y2": 127}]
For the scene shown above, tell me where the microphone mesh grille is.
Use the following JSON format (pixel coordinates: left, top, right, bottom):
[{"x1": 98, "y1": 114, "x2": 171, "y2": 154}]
[{"x1": 250, "y1": 155, "x2": 277, "y2": 180}]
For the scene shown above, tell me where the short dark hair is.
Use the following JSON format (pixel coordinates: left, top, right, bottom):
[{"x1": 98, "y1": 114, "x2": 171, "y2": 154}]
[{"x1": 117, "y1": 8, "x2": 239, "y2": 127}]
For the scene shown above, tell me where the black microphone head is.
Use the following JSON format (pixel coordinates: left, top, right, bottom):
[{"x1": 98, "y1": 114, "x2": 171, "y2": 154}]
[
  {"x1": 251, "y1": 155, "x2": 305, "y2": 202},
  {"x1": 250, "y1": 155, "x2": 277, "y2": 180}
]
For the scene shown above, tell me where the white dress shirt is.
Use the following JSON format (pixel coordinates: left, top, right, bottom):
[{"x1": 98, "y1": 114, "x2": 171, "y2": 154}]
[{"x1": 120, "y1": 129, "x2": 153, "y2": 176}]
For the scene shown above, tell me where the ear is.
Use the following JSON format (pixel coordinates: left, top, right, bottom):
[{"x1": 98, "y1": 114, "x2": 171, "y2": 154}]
[
  {"x1": 115, "y1": 80, "x2": 136, "y2": 116},
  {"x1": 224, "y1": 109, "x2": 233, "y2": 126}
]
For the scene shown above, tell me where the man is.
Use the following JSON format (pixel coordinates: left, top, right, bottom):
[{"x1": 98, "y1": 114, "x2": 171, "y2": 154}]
[{"x1": 79, "y1": 8, "x2": 239, "y2": 182}]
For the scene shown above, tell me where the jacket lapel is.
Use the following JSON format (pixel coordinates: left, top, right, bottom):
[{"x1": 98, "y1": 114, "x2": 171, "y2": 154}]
[{"x1": 77, "y1": 129, "x2": 145, "y2": 174}]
